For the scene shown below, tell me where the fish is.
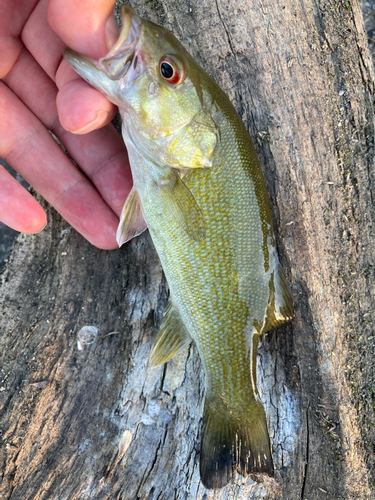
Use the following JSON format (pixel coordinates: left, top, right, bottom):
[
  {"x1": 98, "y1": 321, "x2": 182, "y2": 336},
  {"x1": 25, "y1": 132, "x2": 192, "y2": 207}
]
[{"x1": 64, "y1": 5, "x2": 293, "y2": 489}]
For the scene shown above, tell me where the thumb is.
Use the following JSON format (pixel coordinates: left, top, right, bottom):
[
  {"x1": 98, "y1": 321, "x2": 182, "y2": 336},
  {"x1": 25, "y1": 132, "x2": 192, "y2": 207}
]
[{"x1": 48, "y1": 0, "x2": 118, "y2": 59}]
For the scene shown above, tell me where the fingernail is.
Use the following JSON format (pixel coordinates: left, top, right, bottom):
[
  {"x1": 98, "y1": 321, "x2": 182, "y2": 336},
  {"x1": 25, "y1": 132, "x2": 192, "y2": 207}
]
[
  {"x1": 71, "y1": 109, "x2": 110, "y2": 135},
  {"x1": 105, "y1": 15, "x2": 119, "y2": 51},
  {"x1": 36, "y1": 220, "x2": 47, "y2": 234}
]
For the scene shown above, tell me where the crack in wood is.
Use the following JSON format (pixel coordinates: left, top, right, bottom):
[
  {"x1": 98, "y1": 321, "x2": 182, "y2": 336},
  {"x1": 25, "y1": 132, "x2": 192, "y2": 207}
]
[
  {"x1": 160, "y1": 363, "x2": 169, "y2": 395},
  {"x1": 136, "y1": 427, "x2": 168, "y2": 498},
  {"x1": 300, "y1": 404, "x2": 310, "y2": 500},
  {"x1": 214, "y1": 0, "x2": 235, "y2": 57}
]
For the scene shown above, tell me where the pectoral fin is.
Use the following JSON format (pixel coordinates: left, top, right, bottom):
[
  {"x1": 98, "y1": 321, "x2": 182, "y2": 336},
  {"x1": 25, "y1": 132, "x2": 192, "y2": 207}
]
[
  {"x1": 150, "y1": 301, "x2": 191, "y2": 367},
  {"x1": 116, "y1": 187, "x2": 147, "y2": 247},
  {"x1": 161, "y1": 171, "x2": 206, "y2": 241}
]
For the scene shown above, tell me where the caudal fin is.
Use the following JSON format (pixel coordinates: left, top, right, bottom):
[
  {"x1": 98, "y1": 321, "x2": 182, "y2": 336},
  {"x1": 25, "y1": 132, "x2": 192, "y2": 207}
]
[{"x1": 200, "y1": 399, "x2": 273, "y2": 489}]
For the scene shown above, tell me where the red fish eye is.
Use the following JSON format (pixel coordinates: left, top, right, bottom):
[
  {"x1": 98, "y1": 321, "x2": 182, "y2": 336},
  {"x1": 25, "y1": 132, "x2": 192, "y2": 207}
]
[{"x1": 159, "y1": 56, "x2": 185, "y2": 84}]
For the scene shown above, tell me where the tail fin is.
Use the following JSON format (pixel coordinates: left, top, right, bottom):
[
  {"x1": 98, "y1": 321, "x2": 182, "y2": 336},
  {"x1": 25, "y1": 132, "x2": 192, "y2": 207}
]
[{"x1": 200, "y1": 398, "x2": 274, "y2": 489}]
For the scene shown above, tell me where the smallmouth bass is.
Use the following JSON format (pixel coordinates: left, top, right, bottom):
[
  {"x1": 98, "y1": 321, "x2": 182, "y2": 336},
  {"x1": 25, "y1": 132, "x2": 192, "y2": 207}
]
[{"x1": 64, "y1": 5, "x2": 293, "y2": 489}]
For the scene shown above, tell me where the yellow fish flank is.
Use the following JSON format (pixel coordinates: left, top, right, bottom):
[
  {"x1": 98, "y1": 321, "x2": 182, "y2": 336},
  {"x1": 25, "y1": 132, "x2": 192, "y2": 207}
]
[{"x1": 65, "y1": 5, "x2": 293, "y2": 489}]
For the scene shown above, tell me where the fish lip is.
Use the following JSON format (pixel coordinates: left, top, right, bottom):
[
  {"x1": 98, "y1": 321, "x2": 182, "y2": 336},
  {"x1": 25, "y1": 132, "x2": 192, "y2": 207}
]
[
  {"x1": 63, "y1": 48, "x2": 101, "y2": 74},
  {"x1": 98, "y1": 5, "x2": 142, "y2": 81},
  {"x1": 63, "y1": 47, "x2": 113, "y2": 100}
]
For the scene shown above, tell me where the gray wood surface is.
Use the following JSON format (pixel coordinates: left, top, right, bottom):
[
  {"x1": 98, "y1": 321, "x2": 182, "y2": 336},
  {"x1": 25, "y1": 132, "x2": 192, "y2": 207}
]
[{"x1": 1, "y1": 1, "x2": 375, "y2": 498}]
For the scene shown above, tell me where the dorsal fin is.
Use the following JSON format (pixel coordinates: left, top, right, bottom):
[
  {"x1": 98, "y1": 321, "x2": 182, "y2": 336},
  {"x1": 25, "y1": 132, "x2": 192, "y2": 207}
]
[{"x1": 149, "y1": 301, "x2": 191, "y2": 367}]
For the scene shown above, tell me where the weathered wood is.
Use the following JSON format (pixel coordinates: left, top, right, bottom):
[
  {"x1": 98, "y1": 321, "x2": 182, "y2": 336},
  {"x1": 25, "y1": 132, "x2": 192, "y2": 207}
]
[{"x1": 1, "y1": 1, "x2": 375, "y2": 498}]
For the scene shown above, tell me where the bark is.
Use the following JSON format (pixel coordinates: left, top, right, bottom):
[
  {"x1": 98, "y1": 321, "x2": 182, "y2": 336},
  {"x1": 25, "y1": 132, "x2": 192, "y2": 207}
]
[{"x1": 1, "y1": 0, "x2": 375, "y2": 499}]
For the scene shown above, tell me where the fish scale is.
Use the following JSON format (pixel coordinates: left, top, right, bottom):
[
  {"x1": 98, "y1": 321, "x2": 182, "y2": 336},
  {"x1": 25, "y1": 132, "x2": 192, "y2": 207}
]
[{"x1": 64, "y1": 4, "x2": 293, "y2": 490}]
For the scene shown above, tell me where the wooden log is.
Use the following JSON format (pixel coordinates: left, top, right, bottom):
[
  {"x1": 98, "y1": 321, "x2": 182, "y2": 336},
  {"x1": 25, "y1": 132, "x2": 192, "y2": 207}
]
[{"x1": 1, "y1": 1, "x2": 374, "y2": 498}]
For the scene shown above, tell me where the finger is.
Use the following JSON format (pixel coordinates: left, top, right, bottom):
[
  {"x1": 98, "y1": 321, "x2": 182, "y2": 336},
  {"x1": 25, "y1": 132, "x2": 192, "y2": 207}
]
[
  {"x1": 48, "y1": 0, "x2": 118, "y2": 59},
  {"x1": 24, "y1": 0, "x2": 117, "y2": 79},
  {"x1": 22, "y1": 0, "x2": 66, "y2": 81},
  {"x1": 56, "y1": 71, "x2": 116, "y2": 134},
  {"x1": 0, "y1": 166, "x2": 47, "y2": 233},
  {"x1": 54, "y1": 121, "x2": 133, "y2": 216},
  {"x1": 4, "y1": 46, "x2": 115, "y2": 151},
  {"x1": 21, "y1": 0, "x2": 118, "y2": 133},
  {"x1": 50, "y1": 0, "x2": 119, "y2": 134},
  {"x1": 3, "y1": 49, "x2": 132, "y2": 217},
  {"x1": 3, "y1": 46, "x2": 59, "y2": 131},
  {"x1": 0, "y1": 0, "x2": 39, "y2": 78},
  {"x1": 0, "y1": 81, "x2": 119, "y2": 249}
]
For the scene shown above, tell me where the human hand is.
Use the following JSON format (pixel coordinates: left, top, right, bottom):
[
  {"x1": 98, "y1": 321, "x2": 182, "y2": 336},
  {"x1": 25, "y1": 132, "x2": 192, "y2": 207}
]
[{"x1": 0, "y1": 0, "x2": 132, "y2": 249}]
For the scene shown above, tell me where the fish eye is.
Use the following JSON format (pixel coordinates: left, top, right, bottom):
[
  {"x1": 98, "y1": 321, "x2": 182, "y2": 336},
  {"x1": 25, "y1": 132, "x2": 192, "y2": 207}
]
[
  {"x1": 159, "y1": 56, "x2": 185, "y2": 85},
  {"x1": 161, "y1": 61, "x2": 173, "y2": 79}
]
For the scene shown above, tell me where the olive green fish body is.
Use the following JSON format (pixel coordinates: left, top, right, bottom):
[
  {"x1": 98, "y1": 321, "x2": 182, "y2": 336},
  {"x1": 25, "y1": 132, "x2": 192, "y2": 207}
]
[
  {"x1": 125, "y1": 91, "x2": 289, "y2": 486},
  {"x1": 64, "y1": 5, "x2": 293, "y2": 489}
]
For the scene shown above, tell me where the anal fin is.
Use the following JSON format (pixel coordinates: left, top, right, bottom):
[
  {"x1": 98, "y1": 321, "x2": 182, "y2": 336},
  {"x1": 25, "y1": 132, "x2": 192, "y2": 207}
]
[
  {"x1": 116, "y1": 187, "x2": 147, "y2": 247},
  {"x1": 150, "y1": 301, "x2": 191, "y2": 367}
]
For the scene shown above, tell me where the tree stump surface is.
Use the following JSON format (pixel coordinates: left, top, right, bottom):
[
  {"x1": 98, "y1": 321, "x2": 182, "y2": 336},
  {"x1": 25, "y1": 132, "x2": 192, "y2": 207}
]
[{"x1": 1, "y1": 1, "x2": 375, "y2": 499}]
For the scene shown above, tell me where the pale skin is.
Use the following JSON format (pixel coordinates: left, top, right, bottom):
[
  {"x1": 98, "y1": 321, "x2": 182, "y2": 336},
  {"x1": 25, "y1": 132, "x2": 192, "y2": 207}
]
[{"x1": 0, "y1": 0, "x2": 132, "y2": 250}]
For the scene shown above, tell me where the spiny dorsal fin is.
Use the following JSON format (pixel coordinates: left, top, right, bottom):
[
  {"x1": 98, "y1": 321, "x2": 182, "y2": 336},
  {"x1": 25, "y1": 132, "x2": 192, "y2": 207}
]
[
  {"x1": 149, "y1": 301, "x2": 191, "y2": 367},
  {"x1": 116, "y1": 187, "x2": 147, "y2": 247},
  {"x1": 161, "y1": 170, "x2": 206, "y2": 241}
]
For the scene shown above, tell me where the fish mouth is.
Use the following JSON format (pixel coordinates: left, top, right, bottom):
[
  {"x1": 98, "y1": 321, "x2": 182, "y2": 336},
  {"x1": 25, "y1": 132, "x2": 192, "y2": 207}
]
[
  {"x1": 64, "y1": 5, "x2": 142, "y2": 92},
  {"x1": 99, "y1": 5, "x2": 141, "y2": 81},
  {"x1": 64, "y1": 48, "x2": 101, "y2": 77}
]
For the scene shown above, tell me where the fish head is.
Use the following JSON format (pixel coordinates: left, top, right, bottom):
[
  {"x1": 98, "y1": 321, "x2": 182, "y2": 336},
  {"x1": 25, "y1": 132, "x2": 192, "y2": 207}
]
[
  {"x1": 65, "y1": 6, "x2": 204, "y2": 136},
  {"x1": 64, "y1": 5, "x2": 219, "y2": 168}
]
